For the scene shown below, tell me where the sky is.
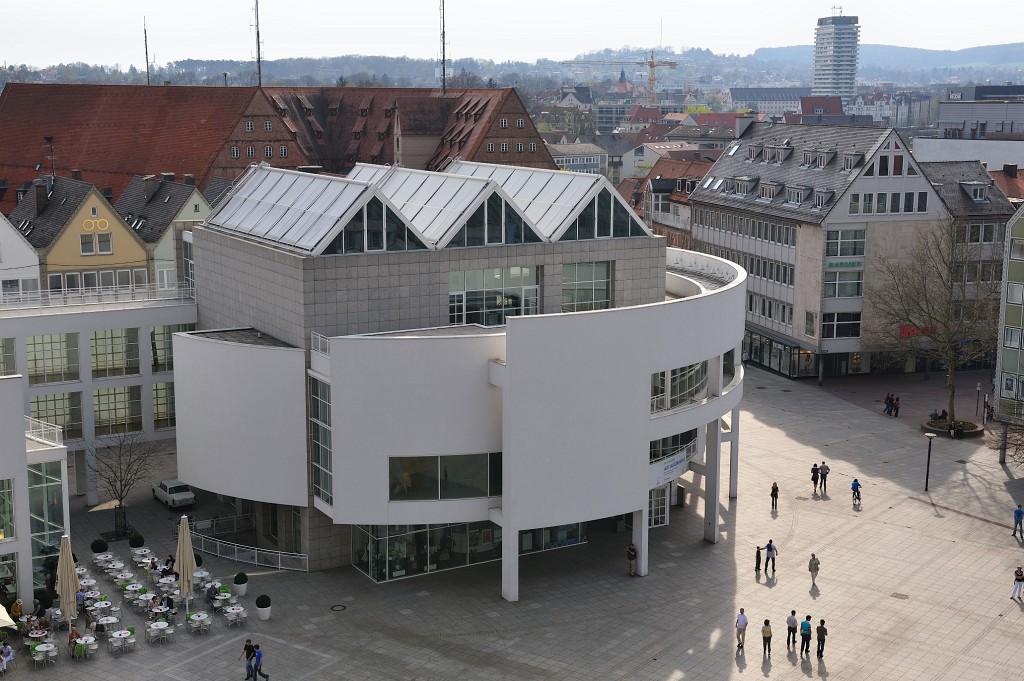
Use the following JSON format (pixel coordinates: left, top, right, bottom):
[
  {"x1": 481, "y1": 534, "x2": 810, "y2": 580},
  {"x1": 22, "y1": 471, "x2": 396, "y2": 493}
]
[{"x1": 3, "y1": 0, "x2": 1018, "y2": 70}]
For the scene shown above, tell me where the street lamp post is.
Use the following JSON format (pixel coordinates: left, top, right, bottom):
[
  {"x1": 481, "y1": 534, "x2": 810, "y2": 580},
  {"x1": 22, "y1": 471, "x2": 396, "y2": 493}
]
[{"x1": 925, "y1": 432, "x2": 937, "y2": 491}]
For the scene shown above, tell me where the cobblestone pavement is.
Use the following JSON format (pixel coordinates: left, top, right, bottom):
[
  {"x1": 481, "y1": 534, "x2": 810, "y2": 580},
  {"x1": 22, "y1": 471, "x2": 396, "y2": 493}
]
[{"x1": 38, "y1": 366, "x2": 1024, "y2": 680}]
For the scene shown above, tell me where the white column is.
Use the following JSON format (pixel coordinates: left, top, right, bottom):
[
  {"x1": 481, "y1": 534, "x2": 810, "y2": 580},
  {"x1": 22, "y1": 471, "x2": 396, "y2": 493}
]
[
  {"x1": 703, "y1": 418, "x2": 721, "y2": 543},
  {"x1": 632, "y1": 506, "x2": 650, "y2": 577},
  {"x1": 729, "y1": 405, "x2": 740, "y2": 499},
  {"x1": 501, "y1": 531, "x2": 519, "y2": 603}
]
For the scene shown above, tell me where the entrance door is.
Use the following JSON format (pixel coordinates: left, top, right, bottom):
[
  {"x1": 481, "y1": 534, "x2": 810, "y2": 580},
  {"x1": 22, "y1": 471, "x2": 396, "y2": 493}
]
[{"x1": 648, "y1": 485, "x2": 669, "y2": 528}]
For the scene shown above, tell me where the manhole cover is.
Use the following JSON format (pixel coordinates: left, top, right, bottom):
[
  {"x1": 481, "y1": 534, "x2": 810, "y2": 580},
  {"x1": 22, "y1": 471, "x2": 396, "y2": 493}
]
[
  {"x1": 890, "y1": 592, "x2": 909, "y2": 600},
  {"x1": 955, "y1": 459, "x2": 968, "y2": 464},
  {"x1": 331, "y1": 604, "x2": 347, "y2": 612}
]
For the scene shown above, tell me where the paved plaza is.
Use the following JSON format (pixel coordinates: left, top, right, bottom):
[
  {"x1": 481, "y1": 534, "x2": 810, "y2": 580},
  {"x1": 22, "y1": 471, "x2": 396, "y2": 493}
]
[{"x1": 41, "y1": 367, "x2": 1024, "y2": 680}]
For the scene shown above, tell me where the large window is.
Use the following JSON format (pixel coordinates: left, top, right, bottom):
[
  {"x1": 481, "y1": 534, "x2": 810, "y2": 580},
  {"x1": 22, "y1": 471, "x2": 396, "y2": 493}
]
[
  {"x1": 153, "y1": 382, "x2": 176, "y2": 430},
  {"x1": 825, "y1": 230, "x2": 865, "y2": 257},
  {"x1": 151, "y1": 324, "x2": 195, "y2": 372},
  {"x1": 448, "y1": 266, "x2": 539, "y2": 326},
  {"x1": 309, "y1": 378, "x2": 332, "y2": 505},
  {"x1": 26, "y1": 333, "x2": 79, "y2": 385},
  {"x1": 30, "y1": 393, "x2": 82, "y2": 440},
  {"x1": 27, "y1": 461, "x2": 63, "y2": 590},
  {"x1": 323, "y1": 198, "x2": 427, "y2": 254},
  {"x1": 558, "y1": 189, "x2": 647, "y2": 241},
  {"x1": 0, "y1": 479, "x2": 14, "y2": 540},
  {"x1": 0, "y1": 552, "x2": 18, "y2": 605},
  {"x1": 649, "y1": 429, "x2": 698, "y2": 464},
  {"x1": 821, "y1": 312, "x2": 861, "y2": 339},
  {"x1": 0, "y1": 338, "x2": 14, "y2": 376},
  {"x1": 823, "y1": 271, "x2": 864, "y2": 298},
  {"x1": 445, "y1": 195, "x2": 542, "y2": 247},
  {"x1": 93, "y1": 385, "x2": 143, "y2": 436},
  {"x1": 562, "y1": 261, "x2": 611, "y2": 312},
  {"x1": 651, "y1": 362, "x2": 709, "y2": 413},
  {"x1": 389, "y1": 453, "x2": 501, "y2": 501},
  {"x1": 91, "y1": 328, "x2": 140, "y2": 378}
]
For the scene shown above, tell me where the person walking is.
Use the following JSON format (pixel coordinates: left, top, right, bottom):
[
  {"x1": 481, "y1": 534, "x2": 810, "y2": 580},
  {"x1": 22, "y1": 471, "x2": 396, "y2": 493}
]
[
  {"x1": 818, "y1": 461, "x2": 830, "y2": 494},
  {"x1": 786, "y1": 610, "x2": 798, "y2": 649},
  {"x1": 625, "y1": 543, "x2": 638, "y2": 577},
  {"x1": 1013, "y1": 504, "x2": 1023, "y2": 538},
  {"x1": 770, "y1": 482, "x2": 779, "y2": 511},
  {"x1": 1012, "y1": 566, "x2": 1024, "y2": 600},
  {"x1": 764, "y1": 539, "x2": 778, "y2": 572},
  {"x1": 893, "y1": 396, "x2": 901, "y2": 417},
  {"x1": 808, "y1": 553, "x2": 820, "y2": 585},
  {"x1": 735, "y1": 608, "x2": 748, "y2": 649},
  {"x1": 811, "y1": 463, "x2": 820, "y2": 493},
  {"x1": 816, "y1": 619, "x2": 828, "y2": 657},
  {"x1": 761, "y1": 619, "x2": 772, "y2": 656},
  {"x1": 253, "y1": 644, "x2": 270, "y2": 680},
  {"x1": 799, "y1": 615, "x2": 812, "y2": 656},
  {"x1": 883, "y1": 393, "x2": 893, "y2": 415},
  {"x1": 755, "y1": 546, "x2": 763, "y2": 573},
  {"x1": 239, "y1": 639, "x2": 256, "y2": 680}
]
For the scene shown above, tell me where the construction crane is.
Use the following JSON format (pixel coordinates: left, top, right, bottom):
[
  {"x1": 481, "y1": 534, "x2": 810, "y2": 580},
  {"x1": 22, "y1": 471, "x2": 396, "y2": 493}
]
[{"x1": 560, "y1": 50, "x2": 678, "y2": 105}]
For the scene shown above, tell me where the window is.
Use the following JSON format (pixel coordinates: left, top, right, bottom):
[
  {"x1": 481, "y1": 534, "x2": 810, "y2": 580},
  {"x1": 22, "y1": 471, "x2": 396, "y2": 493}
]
[
  {"x1": 863, "y1": 193, "x2": 873, "y2": 214},
  {"x1": 245, "y1": 121, "x2": 254, "y2": 132},
  {"x1": 500, "y1": 143, "x2": 508, "y2": 153},
  {"x1": 849, "y1": 193, "x2": 860, "y2": 214},
  {"x1": 516, "y1": 118, "x2": 524, "y2": 129},
  {"x1": 246, "y1": 146, "x2": 255, "y2": 159},
  {"x1": 651, "y1": 362, "x2": 709, "y2": 413},
  {"x1": 892, "y1": 155, "x2": 904, "y2": 176},
  {"x1": 26, "y1": 333, "x2": 79, "y2": 385},
  {"x1": 27, "y1": 460, "x2": 65, "y2": 586},
  {"x1": 499, "y1": 118, "x2": 508, "y2": 128},
  {"x1": 1010, "y1": 239, "x2": 1024, "y2": 260},
  {"x1": 231, "y1": 146, "x2": 240, "y2": 159},
  {"x1": 814, "y1": 192, "x2": 828, "y2": 209},
  {"x1": 30, "y1": 392, "x2": 83, "y2": 439},
  {"x1": 97, "y1": 233, "x2": 112, "y2": 254},
  {"x1": 152, "y1": 323, "x2": 195, "y2": 372},
  {"x1": 0, "y1": 478, "x2": 14, "y2": 540},
  {"x1": 787, "y1": 188, "x2": 803, "y2": 204},
  {"x1": 516, "y1": 143, "x2": 524, "y2": 152},
  {"x1": 91, "y1": 328, "x2": 140, "y2": 378},
  {"x1": 805, "y1": 311, "x2": 816, "y2": 337},
  {"x1": 449, "y1": 266, "x2": 540, "y2": 326},
  {"x1": 0, "y1": 337, "x2": 14, "y2": 376},
  {"x1": 486, "y1": 143, "x2": 494, "y2": 153},
  {"x1": 747, "y1": 147, "x2": 759, "y2": 161},
  {"x1": 917, "y1": 192, "x2": 928, "y2": 212},
  {"x1": 309, "y1": 377, "x2": 333, "y2": 505},
  {"x1": 972, "y1": 186, "x2": 988, "y2": 202},
  {"x1": 562, "y1": 261, "x2": 611, "y2": 312},
  {"x1": 263, "y1": 120, "x2": 273, "y2": 131},
  {"x1": 878, "y1": 155, "x2": 890, "y2": 176},
  {"x1": 823, "y1": 271, "x2": 864, "y2": 298},
  {"x1": 968, "y1": 223, "x2": 997, "y2": 244},
  {"x1": 821, "y1": 312, "x2": 861, "y2": 339},
  {"x1": 875, "y1": 192, "x2": 887, "y2": 214},
  {"x1": 153, "y1": 382, "x2": 176, "y2": 429},
  {"x1": 280, "y1": 145, "x2": 288, "y2": 158},
  {"x1": 1009, "y1": 283, "x2": 1024, "y2": 305},
  {"x1": 529, "y1": 142, "x2": 537, "y2": 152},
  {"x1": 80, "y1": 234, "x2": 95, "y2": 255},
  {"x1": 843, "y1": 155, "x2": 855, "y2": 171},
  {"x1": 1005, "y1": 327, "x2": 1022, "y2": 349},
  {"x1": 825, "y1": 230, "x2": 865, "y2": 257},
  {"x1": 802, "y1": 152, "x2": 813, "y2": 166},
  {"x1": 264, "y1": 146, "x2": 273, "y2": 158},
  {"x1": 759, "y1": 185, "x2": 775, "y2": 201},
  {"x1": 649, "y1": 430, "x2": 697, "y2": 464},
  {"x1": 93, "y1": 385, "x2": 143, "y2": 435}
]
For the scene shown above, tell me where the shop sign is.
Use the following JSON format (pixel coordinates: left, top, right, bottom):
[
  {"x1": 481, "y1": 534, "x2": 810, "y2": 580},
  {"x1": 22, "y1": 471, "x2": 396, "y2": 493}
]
[
  {"x1": 826, "y1": 260, "x2": 862, "y2": 269},
  {"x1": 650, "y1": 451, "x2": 689, "y2": 488}
]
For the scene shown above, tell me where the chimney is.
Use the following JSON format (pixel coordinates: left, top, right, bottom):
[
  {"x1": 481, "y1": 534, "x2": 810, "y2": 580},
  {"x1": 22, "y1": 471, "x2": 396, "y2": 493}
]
[
  {"x1": 33, "y1": 179, "x2": 49, "y2": 216},
  {"x1": 182, "y1": 174, "x2": 195, "y2": 186},
  {"x1": 735, "y1": 113, "x2": 755, "y2": 139},
  {"x1": 70, "y1": 169, "x2": 83, "y2": 181},
  {"x1": 160, "y1": 172, "x2": 175, "y2": 183},
  {"x1": 1004, "y1": 163, "x2": 1018, "y2": 178},
  {"x1": 143, "y1": 175, "x2": 160, "y2": 202}
]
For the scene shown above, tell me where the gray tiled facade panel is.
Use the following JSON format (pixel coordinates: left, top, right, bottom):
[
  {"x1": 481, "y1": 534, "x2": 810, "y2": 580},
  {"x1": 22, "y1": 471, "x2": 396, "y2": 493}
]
[{"x1": 194, "y1": 226, "x2": 666, "y2": 345}]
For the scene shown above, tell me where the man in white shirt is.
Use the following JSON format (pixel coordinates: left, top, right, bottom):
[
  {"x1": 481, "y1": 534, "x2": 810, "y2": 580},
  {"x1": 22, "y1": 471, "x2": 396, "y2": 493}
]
[
  {"x1": 786, "y1": 610, "x2": 798, "y2": 649},
  {"x1": 735, "y1": 608, "x2": 748, "y2": 649}
]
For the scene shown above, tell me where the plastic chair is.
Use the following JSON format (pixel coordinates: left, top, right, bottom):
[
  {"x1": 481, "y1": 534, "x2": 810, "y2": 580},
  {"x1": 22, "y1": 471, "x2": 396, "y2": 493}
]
[
  {"x1": 73, "y1": 643, "x2": 86, "y2": 661},
  {"x1": 46, "y1": 648, "x2": 58, "y2": 666},
  {"x1": 31, "y1": 652, "x2": 46, "y2": 669},
  {"x1": 87, "y1": 641, "x2": 99, "y2": 658}
]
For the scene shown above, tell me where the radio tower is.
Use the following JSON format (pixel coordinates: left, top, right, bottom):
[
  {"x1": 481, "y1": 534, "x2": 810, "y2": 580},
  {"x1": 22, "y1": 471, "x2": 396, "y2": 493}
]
[
  {"x1": 254, "y1": 0, "x2": 263, "y2": 87},
  {"x1": 143, "y1": 18, "x2": 151, "y2": 85},
  {"x1": 439, "y1": 1, "x2": 447, "y2": 94}
]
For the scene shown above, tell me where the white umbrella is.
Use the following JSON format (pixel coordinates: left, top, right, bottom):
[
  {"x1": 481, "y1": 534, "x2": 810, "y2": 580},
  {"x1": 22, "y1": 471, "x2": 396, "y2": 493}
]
[
  {"x1": 174, "y1": 516, "x2": 197, "y2": 613},
  {"x1": 0, "y1": 603, "x2": 15, "y2": 629},
  {"x1": 55, "y1": 534, "x2": 80, "y2": 626}
]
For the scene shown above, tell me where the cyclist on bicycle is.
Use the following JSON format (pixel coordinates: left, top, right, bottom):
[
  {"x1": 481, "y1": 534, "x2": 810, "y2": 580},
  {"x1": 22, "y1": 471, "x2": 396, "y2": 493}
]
[{"x1": 851, "y1": 478, "x2": 862, "y2": 502}]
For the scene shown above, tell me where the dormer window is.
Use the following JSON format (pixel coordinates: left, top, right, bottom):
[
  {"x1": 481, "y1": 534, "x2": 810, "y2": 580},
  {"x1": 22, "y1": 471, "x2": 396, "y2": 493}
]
[
  {"x1": 776, "y1": 148, "x2": 791, "y2": 163},
  {"x1": 747, "y1": 146, "x2": 761, "y2": 161},
  {"x1": 971, "y1": 186, "x2": 988, "y2": 202},
  {"x1": 802, "y1": 151, "x2": 813, "y2": 167},
  {"x1": 844, "y1": 156, "x2": 855, "y2": 171},
  {"x1": 675, "y1": 179, "x2": 683, "y2": 191},
  {"x1": 736, "y1": 180, "x2": 751, "y2": 195},
  {"x1": 759, "y1": 185, "x2": 776, "y2": 201},
  {"x1": 762, "y1": 148, "x2": 772, "y2": 163},
  {"x1": 360, "y1": 108, "x2": 368, "y2": 117},
  {"x1": 817, "y1": 154, "x2": 828, "y2": 168},
  {"x1": 813, "y1": 191, "x2": 833, "y2": 209},
  {"x1": 787, "y1": 188, "x2": 805, "y2": 204}
]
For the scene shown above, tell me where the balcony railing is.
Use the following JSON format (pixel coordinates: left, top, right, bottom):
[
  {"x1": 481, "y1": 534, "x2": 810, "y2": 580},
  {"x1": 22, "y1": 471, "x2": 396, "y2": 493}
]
[
  {"x1": 0, "y1": 284, "x2": 194, "y2": 313},
  {"x1": 190, "y1": 532, "x2": 308, "y2": 572},
  {"x1": 311, "y1": 332, "x2": 330, "y2": 356},
  {"x1": 25, "y1": 416, "x2": 63, "y2": 446}
]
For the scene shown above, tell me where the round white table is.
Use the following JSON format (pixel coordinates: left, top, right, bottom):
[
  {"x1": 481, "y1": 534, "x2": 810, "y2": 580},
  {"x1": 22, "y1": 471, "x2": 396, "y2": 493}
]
[
  {"x1": 115, "y1": 571, "x2": 134, "y2": 580},
  {"x1": 224, "y1": 606, "x2": 245, "y2": 614},
  {"x1": 92, "y1": 601, "x2": 112, "y2": 609},
  {"x1": 133, "y1": 548, "x2": 151, "y2": 555},
  {"x1": 125, "y1": 583, "x2": 144, "y2": 592},
  {"x1": 94, "y1": 553, "x2": 113, "y2": 561},
  {"x1": 193, "y1": 569, "x2": 209, "y2": 579},
  {"x1": 149, "y1": 621, "x2": 169, "y2": 630},
  {"x1": 34, "y1": 643, "x2": 55, "y2": 652},
  {"x1": 27, "y1": 630, "x2": 46, "y2": 639},
  {"x1": 98, "y1": 616, "x2": 119, "y2": 626},
  {"x1": 158, "y1": 576, "x2": 177, "y2": 586},
  {"x1": 150, "y1": 606, "x2": 169, "y2": 614},
  {"x1": 107, "y1": 561, "x2": 125, "y2": 570},
  {"x1": 207, "y1": 581, "x2": 222, "y2": 589},
  {"x1": 215, "y1": 593, "x2": 231, "y2": 601},
  {"x1": 75, "y1": 566, "x2": 88, "y2": 574},
  {"x1": 110, "y1": 630, "x2": 130, "y2": 639},
  {"x1": 80, "y1": 578, "x2": 96, "y2": 587},
  {"x1": 75, "y1": 636, "x2": 96, "y2": 645},
  {"x1": 189, "y1": 613, "x2": 208, "y2": 621},
  {"x1": 84, "y1": 590, "x2": 100, "y2": 599}
]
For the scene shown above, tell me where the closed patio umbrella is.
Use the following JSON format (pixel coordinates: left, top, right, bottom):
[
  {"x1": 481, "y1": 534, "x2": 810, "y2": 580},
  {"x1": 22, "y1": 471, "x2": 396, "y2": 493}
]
[
  {"x1": 55, "y1": 534, "x2": 80, "y2": 626},
  {"x1": 174, "y1": 515, "x2": 197, "y2": 613}
]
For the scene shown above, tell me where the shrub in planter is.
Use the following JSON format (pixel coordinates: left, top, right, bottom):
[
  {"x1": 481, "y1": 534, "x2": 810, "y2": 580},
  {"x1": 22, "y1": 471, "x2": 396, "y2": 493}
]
[
  {"x1": 128, "y1": 533, "x2": 145, "y2": 548},
  {"x1": 255, "y1": 594, "x2": 271, "y2": 608},
  {"x1": 233, "y1": 572, "x2": 248, "y2": 585},
  {"x1": 91, "y1": 538, "x2": 108, "y2": 554},
  {"x1": 194, "y1": 552, "x2": 203, "y2": 567},
  {"x1": 232, "y1": 571, "x2": 249, "y2": 596}
]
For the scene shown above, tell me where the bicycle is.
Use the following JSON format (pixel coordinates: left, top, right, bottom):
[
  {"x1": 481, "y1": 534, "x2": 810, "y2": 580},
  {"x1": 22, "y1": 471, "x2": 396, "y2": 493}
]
[{"x1": 851, "y1": 479, "x2": 862, "y2": 505}]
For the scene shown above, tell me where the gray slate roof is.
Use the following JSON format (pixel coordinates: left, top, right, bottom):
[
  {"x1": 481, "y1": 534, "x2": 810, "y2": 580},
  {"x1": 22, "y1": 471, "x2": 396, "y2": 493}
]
[
  {"x1": 729, "y1": 88, "x2": 812, "y2": 102},
  {"x1": 204, "y1": 176, "x2": 236, "y2": 208},
  {"x1": 548, "y1": 143, "x2": 607, "y2": 157},
  {"x1": 8, "y1": 175, "x2": 93, "y2": 249},
  {"x1": 689, "y1": 121, "x2": 892, "y2": 225},
  {"x1": 575, "y1": 134, "x2": 639, "y2": 157},
  {"x1": 114, "y1": 176, "x2": 198, "y2": 243},
  {"x1": 918, "y1": 161, "x2": 1016, "y2": 219}
]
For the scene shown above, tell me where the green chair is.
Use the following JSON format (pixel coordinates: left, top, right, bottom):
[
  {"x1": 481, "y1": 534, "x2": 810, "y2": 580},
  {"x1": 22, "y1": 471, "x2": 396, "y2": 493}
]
[
  {"x1": 73, "y1": 643, "x2": 85, "y2": 660},
  {"x1": 126, "y1": 626, "x2": 135, "y2": 635},
  {"x1": 139, "y1": 587, "x2": 147, "y2": 595},
  {"x1": 218, "y1": 586, "x2": 230, "y2": 593}
]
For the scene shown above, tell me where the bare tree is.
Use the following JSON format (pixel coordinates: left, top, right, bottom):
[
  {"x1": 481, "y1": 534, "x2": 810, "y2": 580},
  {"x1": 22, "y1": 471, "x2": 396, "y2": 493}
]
[
  {"x1": 88, "y1": 432, "x2": 161, "y2": 537},
  {"x1": 863, "y1": 218, "x2": 999, "y2": 425}
]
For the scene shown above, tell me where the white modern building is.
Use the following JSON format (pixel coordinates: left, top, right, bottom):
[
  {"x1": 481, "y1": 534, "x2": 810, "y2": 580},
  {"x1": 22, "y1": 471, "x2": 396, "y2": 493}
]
[
  {"x1": 812, "y1": 14, "x2": 860, "y2": 102},
  {"x1": 173, "y1": 162, "x2": 746, "y2": 601}
]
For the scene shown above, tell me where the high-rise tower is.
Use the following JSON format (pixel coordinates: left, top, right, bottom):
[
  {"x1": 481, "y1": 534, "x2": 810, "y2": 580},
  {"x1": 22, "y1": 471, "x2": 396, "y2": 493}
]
[{"x1": 813, "y1": 14, "x2": 860, "y2": 102}]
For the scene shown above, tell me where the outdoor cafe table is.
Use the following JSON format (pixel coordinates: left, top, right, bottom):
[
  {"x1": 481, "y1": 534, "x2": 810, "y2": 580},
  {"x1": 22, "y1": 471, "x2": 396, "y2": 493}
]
[
  {"x1": 75, "y1": 636, "x2": 96, "y2": 645},
  {"x1": 92, "y1": 601, "x2": 112, "y2": 610},
  {"x1": 149, "y1": 621, "x2": 169, "y2": 630},
  {"x1": 109, "y1": 630, "x2": 130, "y2": 639},
  {"x1": 107, "y1": 561, "x2": 125, "y2": 570},
  {"x1": 150, "y1": 606, "x2": 169, "y2": 615},
  {"x1": 192, "y1": 570, "x2": 209, "y2": 579},
  {"x1": 158, "y1": 576, "x2": 177, "y2": 586},
  {"x1": 35, "y1": 643, "x2": 56, "y2": 653},
  {"x1": 98, "y1": 616, "x2": 119, "y2": 626},
  {"x1": 79, "y1": 578, "x2": 96, "y2": 587},
  {"x1": 115, "y1": 572, "x2": 134, "y2": 580},
  {"x1": 75, "y1": 566, "x2": 88, "y2": 575},
  {"x1": 189, "y1": 613, "x2": 208, "y2": 622},
  {"x1": 28, "y1": 630, "x2": 47, "y2": 639},
  {"x1": 84, "y1": 590, "x2": 100, "y2": 599},
  {"x1": 125, "y1": 583, "x2": 144, "y2": 592},
  {"x1": 94, "y1": 553, "x2": 113, "y2": 561},
  {"x1": 133, "y1": 548, "x2": 151, "y2": 555},
  {"x1": 224, "y1": 606, "x2": 244, "y2": 614}
]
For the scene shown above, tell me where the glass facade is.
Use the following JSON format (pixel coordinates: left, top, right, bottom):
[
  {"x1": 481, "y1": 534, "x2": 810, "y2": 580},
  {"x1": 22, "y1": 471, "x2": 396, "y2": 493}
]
[
  {"x1": 153, "y1": 382, "x2": 176, "y2": 430},
  {"x1": 0, "y1": 552, "x2": 18, "y2": 608},
  {"x1": 323, "y1": 198, "x2": 427, "y2": 255},
  {"x1": 444, "y1": 195, "x2": 542, "y2": 248},
  {"x1": 152, "y1": 324, "x2": 196, "y2": 372},
  {"x1": 448, "y1": 267, "x2": 539, "y2": 326},
  {"x1": 744, "y1": 331, "x2": 819, "y2": 379},
  {"x1": 30, "y1": 392, "x2": 83, "y2": 440},
  {"x1": 562, "y1": 261, "x2": 611, "y2": 312},
  {"x1": 0, "y1": 479, "x2": 14, "y2": 540},
  {"x1": 26, "y1": 333, "x2": 79, "y2": 385},
  {"x1": 28, "y1": 461, "x2": 63, "y2": 591},
  {"x1": 91, "y1": 328, "x2": 140, "y2": 378},
  {"x1": 309, "y1": 378, "x2": 333, "y2": 505},
  {"x1": 0, "y1": 337, "x2": 14, "y2": 376},
  {"x1": 649, "y1": 429, "x2": 698, "y2": 464},
  {"x1": 651, "y1": 362, "x2": 709, "y2": 413},
  {"x1": 558, "y1": 188, "x2": 647, "y2": 240},
  {"x1": 93, "y1": 385, "x2": 143, "y2": 436},
  {"x1": 389, "y1": 453, "x2": 501, "y2": 501}
]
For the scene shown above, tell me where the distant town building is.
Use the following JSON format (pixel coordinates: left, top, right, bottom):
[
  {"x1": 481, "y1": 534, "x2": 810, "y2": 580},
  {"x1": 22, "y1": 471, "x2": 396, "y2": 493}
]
[
  {"x1": 812, "y1": 14, "x2": 860, "y2": 102},
  {"x1": 726, "y1": 88, "x2": 811, "y2": 116},
  {"x1": 547, "y1": 142, "x2": 609, "y2": 175}
]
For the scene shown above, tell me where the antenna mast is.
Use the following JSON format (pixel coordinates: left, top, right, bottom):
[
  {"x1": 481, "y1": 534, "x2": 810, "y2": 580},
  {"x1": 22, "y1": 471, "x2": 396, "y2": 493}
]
[
  {"x1": 439, "y1": 0, "x2": 446, "y2": 94},
  {"x1": 254, "y1": 0, "x2": 263, "y2": 87},
  {"x1": 143, "y1": 18, "x2": 151, "y2": 86}
]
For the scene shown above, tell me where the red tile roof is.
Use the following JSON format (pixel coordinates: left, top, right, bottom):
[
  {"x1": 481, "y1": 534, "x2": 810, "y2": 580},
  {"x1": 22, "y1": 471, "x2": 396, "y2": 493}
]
[
  {"x1": 991, "y1": 167, "x2": 1024, "y2": 202},
  {"x1": 800, "y1": 96, "x2": 844, "y2": 115}
]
